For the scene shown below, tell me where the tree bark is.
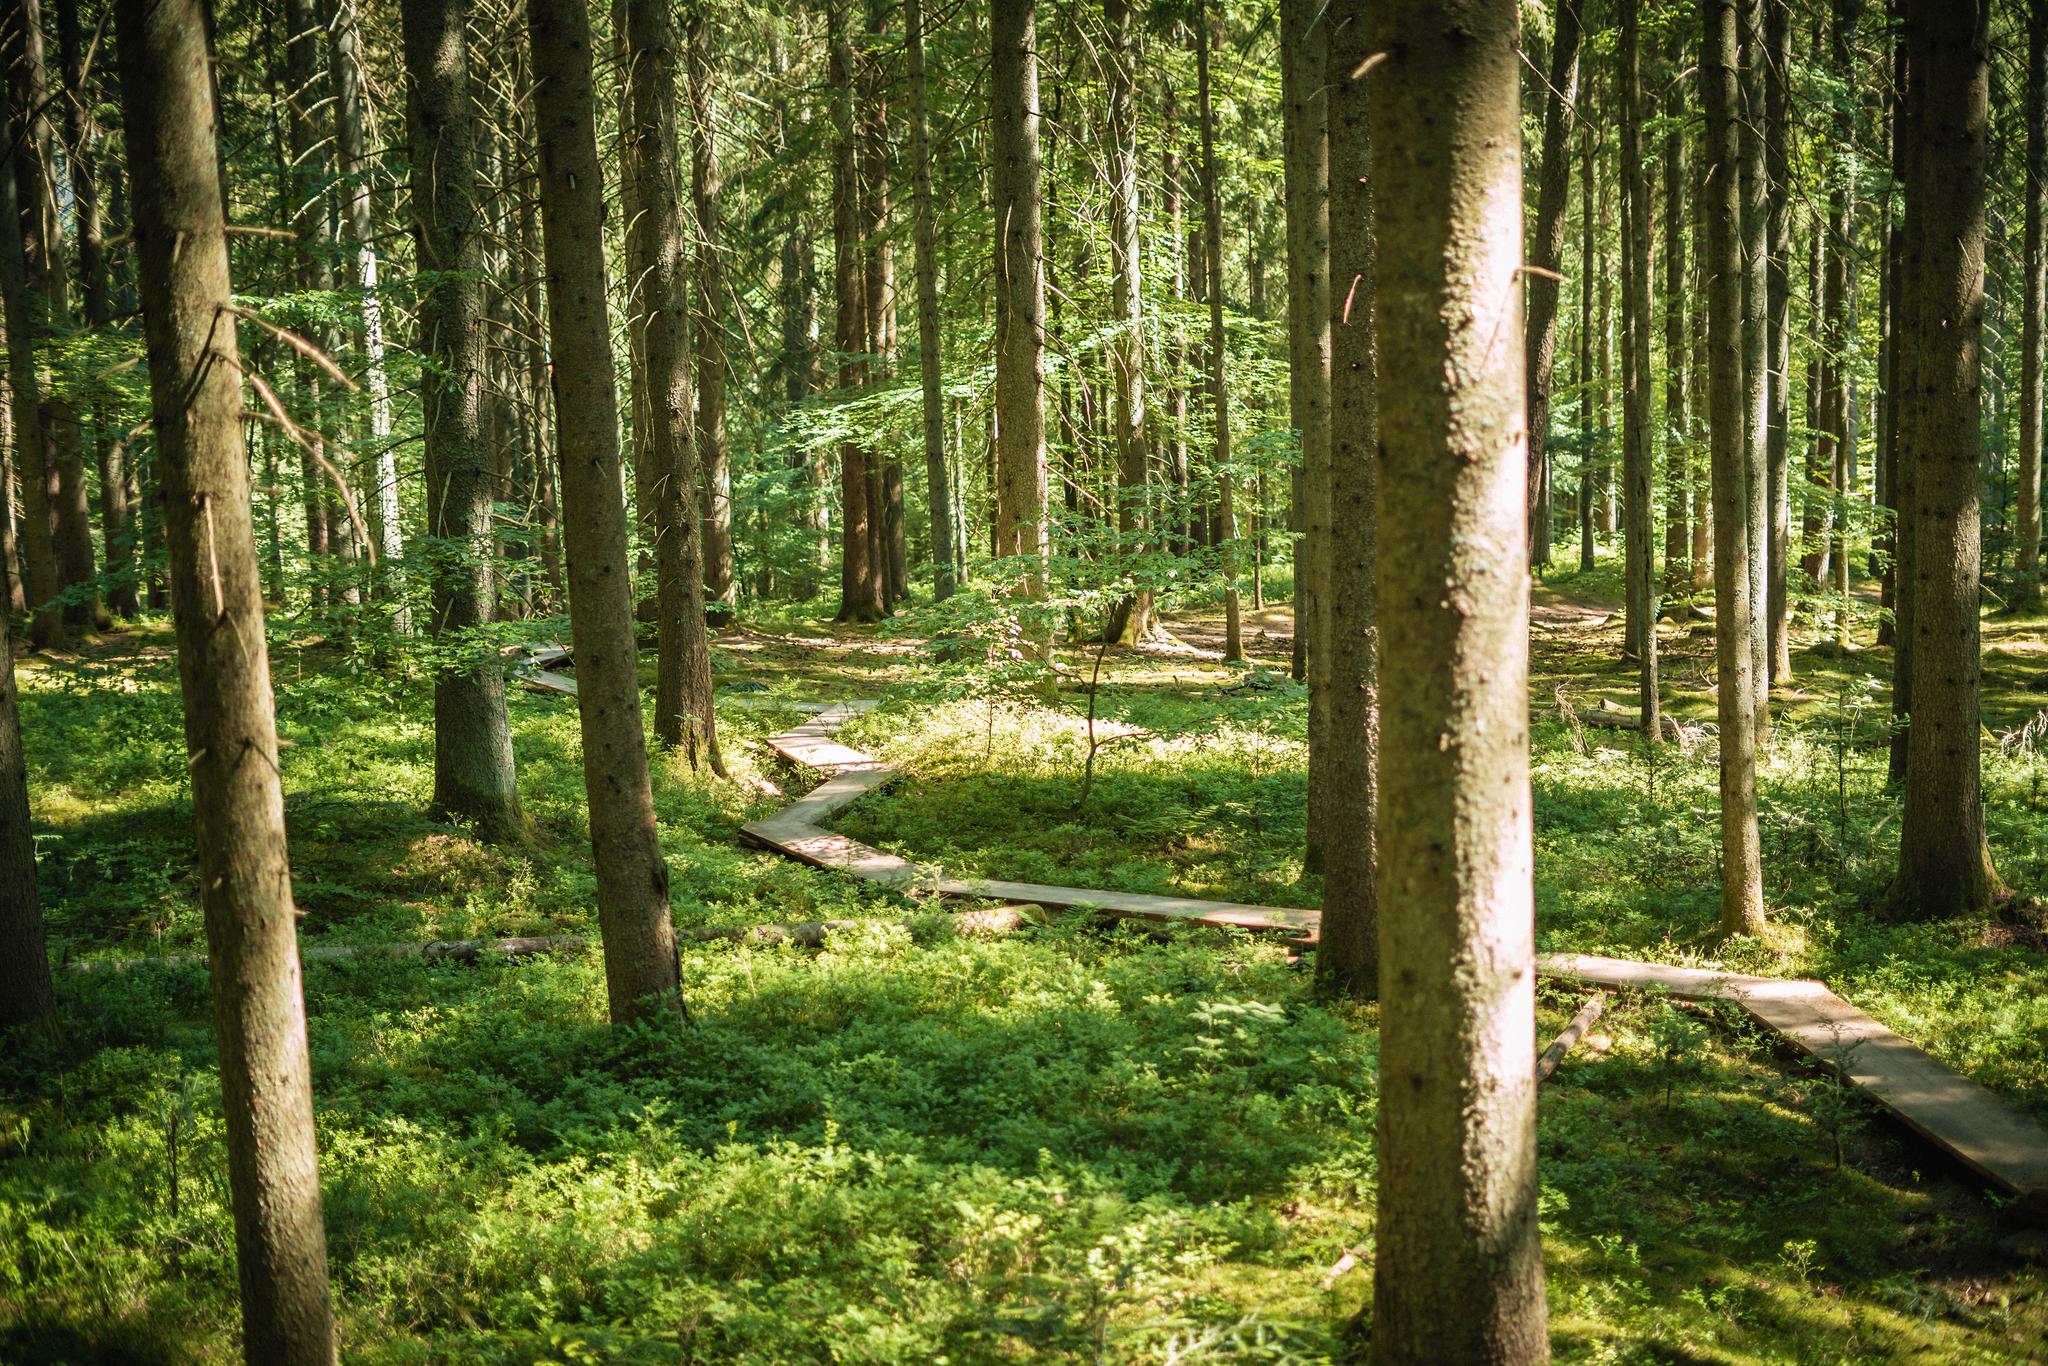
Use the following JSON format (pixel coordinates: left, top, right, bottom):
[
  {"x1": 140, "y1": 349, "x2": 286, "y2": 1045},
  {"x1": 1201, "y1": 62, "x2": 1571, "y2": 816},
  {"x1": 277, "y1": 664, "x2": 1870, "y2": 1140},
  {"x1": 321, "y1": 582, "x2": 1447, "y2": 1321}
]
[
  {"x1": 991, "y1": 0, "x2": 1048, "y2": 593},
  {"x1": 1527, "y1": 0, "x2": 1582, "y2": 575},
  {"x1": 1705, "y1": 0, "x2": 1768, "y2": 937},
  {"x1": 115, "y1": 0, "x2": 339, "y2": 1353},
  {"x1": 906, "y1": 0, "x2": 956, "y2": 602},
  {"x1": 1621, "y1": 0, "x2": 1659, "y2": 739},
  {"x1": 282, "y1": 0, "x2": 335, "y2": 609},
  {"x1": 1579, "y1": 118, "x2": 1597, "y2": 575},
  {"x1": 1889, "y1": 0, "x2": 1999, "y2": 919},
  {"x1": 403, "y1": 0, "x2": 525, "y2": 840},
  {"x1": 861, "y1": 2, "x2": 906, "y2": 611},
  {"x1": 1313, "y1": 0, "x2": 1375, "y2": 1001},
  {"x1": 0, "y1": 81, "x2": 60, "y2": 647},
  {"x1": 1740, "y1": 0, "x2": 1771, "y2": 736},
  {"x1": 1365, "y1": 1, "x2": 1547, "y2": 1356},
  {"x1": 526, "y1": 0, "x2": 684, "y2": 1024},
  {"x1": 2019, "y1": 0, "x2": 2046, "y2": 604},
  {"x1": 628, "y1": 0, "x2": 723, "y2": 773},
  {"x1": 1195, "y1": 4, "x2": 1240, "y2": 663},
  {"x1": 1100, "y1": 0, "x2": 1152, "y2": 644}
]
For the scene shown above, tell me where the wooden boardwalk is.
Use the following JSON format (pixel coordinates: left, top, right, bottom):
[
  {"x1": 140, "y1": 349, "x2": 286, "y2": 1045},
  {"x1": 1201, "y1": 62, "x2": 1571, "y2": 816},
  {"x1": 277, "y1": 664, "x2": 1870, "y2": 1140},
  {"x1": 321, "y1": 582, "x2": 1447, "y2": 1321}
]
[{"x1": 737, "y1": 699, "x2": 2048, "y2": 1212}]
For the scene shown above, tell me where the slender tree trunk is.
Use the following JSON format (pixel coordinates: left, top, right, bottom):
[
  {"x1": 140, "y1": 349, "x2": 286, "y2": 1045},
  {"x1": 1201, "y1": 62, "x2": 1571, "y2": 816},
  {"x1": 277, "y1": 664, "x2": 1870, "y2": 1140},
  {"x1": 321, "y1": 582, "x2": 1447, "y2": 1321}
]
[
  {"x1": 1579, "y1": 121, "x2": 1597, "y2": 575},
  {"x1": 1285, "y1": 0, "x2": 1332, "y2": 863},
  {"x1": 282, "y1": 0, "x2": 333, "y2": 609},
  {"x1": 5, "y1": 0, "x2": 95, "y2": 635},
  {"x1": 1527, "y1": 0, "x2": 1582, "y2": 575},
  {"x1": 57, "y1": 0, "x2": 132, "y2": 621},
  {"x1": 404, "y1": 0, "x2": 524, "y2": 839},
  {"x1": 1889, "y1": 0, "x2": 1999, "y2": 919},
  {"x1": 1765, "y1": 0, "x2": 1792, "y2": 683},
  {"x1": 2018, "y1": 0, "x2": 2046, "y2": 605},
  {"x1": 1101, "y1": 0, "x2": 1151, "y2": 643},
  {"x1": 1367, "y1": 0, "x2": 1546, "y2": 1355},
  {"x1": 1621, "y1": 0, "x2": 1659, "y2": 738},
  {"x1": 630, "y1": 0, "x2": 723, "y2": 773},
  {"x1": 831, "y1": 4, "x2": 881, "y2": 622},
  {"x1": 0, "y1": 99, "x2": 59, "y2": 647},
  {"x1": 1692, "y1": 167, "x2": 1716, "y2": 591},
  {"x1": 906, "y1": 0, "x2": 956, "y2": 602},
  {"x1": 1741, "y1": 0, "x2": 1772, "y2": 736},
  {"x1": 781, "y1": 226, "x2": 828, "y2": 598},
  {"x1": 116, "y1": 2, "x2": 339, "y2": 1353},
  {"x1": 1162, "y1": 82, "x2": 1191, "y2": 559},
  {"x1": 1805, "y1": 219, "x2": 1834, "y2": 584},
  {"x1": 991, "y1": 0, "x2": 1048, "y2": 593},
  {"x1": 861, "y1": 3, "x2": 906, "y2": 610},
  {"x1": 1819, "y1": 0, "x2": 1859, "y2": 637},
  {"x1": 686, "y1": 5, "x2": 737, "y2": 622},
  {"x1": 1195, "y1": 4, "x2": 1239, "y2": 663},
  {"x1": 1706, "y1": 0, "x2": 1768, "y2": 936},
  {"x1": 334, "y1": 0, "x2": 405, "y2": 630},
  {"x1": 526, "y1": 0, "x2": 684, "y2": 1023},
  {"x1": 1314, "y1": 0, "x2": 1375, "y2": 999},
  {"x1": 1663, "y1": 22, "x2": 1693, "y2": 595}
]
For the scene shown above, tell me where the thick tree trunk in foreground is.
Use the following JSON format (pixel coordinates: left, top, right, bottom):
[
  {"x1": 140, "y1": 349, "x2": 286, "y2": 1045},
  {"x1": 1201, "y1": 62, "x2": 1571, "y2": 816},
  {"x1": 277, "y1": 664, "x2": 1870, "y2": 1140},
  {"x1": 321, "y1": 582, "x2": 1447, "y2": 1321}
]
[
  {"x1": 906, "y1": 0, "x2": 956, "y2": 602},
  {"x1": 526, "y1": 0, "x2": 683, "y2": 1023},
  {"x1": 687, "y1": 6, "x2": 737, "y2": 622},
  {"x1": 636, "y1": 0, "x2": 724, "y2": 772},
  {"x1": 1196, "y1": 4, "x2": 1240, "y2": 662},
  {"x1": 1705, "y1": 0, "x2": 1768, "y2": 937},
  {"x1": 0, "y1": 595, "x2": 50, "y2": 1033},
  {"x1": 403, "y1": 0, "x2": 524, "y2": 839},
  {"x1": 1526, "y1": 0, "x2": 1582, "y2": 574},
  {"x1": 115, "y1": 1, "x2": 339, "y2": 1355},
  {"x1": 1285, "y1": 0, "x2": 1333, "y2": 865},
  {"x1": 2019, "y1": 0, "x2": 2046, "y2": 604},
  {"x1": 1367, "y1": 1, "x2": 1546, "y2": 1357},
  {"x1": 1621, "y1": 0, "x2": 1659, "y2": 738},
  {"x1": 1890, "y1": 0, "x2": 1999, "y2": 919},
  {"x1": 1313, "y1": 0, "x2": 1375, "y2": 1001},
  {"x1": 991, "y1": 0, "x2": 1048, "y2": 592}
]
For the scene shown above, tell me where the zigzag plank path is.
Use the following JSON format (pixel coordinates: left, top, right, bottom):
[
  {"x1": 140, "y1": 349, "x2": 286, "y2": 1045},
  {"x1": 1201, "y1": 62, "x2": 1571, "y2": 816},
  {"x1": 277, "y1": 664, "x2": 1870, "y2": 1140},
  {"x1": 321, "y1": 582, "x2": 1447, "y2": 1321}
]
[{"x1": 739, "y1": 699, "x2": 2048, "y2": 1212}]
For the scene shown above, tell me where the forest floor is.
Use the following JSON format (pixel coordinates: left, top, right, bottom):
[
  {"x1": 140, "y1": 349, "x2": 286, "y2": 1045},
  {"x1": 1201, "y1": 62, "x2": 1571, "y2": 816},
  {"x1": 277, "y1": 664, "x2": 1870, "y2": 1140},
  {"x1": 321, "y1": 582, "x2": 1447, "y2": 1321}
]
[{"x1": 4, "y1": 556, "x2": 2048, "y2": 1362}]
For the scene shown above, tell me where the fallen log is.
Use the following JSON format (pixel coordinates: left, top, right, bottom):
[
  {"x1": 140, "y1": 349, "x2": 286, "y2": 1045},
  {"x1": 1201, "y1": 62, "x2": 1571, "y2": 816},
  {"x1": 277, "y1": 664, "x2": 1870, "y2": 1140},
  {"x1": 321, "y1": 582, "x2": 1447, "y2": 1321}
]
[{"x1": 1537, "y1": 992, "x2": 1608, "y2": 1082}]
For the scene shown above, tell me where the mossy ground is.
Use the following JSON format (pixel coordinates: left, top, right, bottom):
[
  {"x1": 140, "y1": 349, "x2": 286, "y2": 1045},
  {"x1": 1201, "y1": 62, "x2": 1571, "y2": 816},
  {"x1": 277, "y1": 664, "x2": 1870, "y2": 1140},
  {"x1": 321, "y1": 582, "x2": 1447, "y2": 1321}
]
[{"x1": 3, "y1": 550, "x2": 2046, "y2": 1362}]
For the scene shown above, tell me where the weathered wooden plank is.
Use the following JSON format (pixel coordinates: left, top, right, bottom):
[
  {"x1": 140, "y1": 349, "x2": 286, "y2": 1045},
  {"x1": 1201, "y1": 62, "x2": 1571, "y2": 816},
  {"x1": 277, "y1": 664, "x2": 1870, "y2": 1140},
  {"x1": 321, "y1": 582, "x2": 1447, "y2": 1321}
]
[{"x1": 927, "y1": 875, "x2": 1318, "y2": 936}]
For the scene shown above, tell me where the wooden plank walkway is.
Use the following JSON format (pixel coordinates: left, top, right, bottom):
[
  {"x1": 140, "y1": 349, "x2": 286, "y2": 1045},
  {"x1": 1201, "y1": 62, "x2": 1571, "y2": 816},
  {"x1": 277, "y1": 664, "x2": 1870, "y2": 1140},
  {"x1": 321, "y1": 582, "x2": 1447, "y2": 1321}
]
[{"x1": 732, "y1": 699, "x2": 2048, "y2": 1211}]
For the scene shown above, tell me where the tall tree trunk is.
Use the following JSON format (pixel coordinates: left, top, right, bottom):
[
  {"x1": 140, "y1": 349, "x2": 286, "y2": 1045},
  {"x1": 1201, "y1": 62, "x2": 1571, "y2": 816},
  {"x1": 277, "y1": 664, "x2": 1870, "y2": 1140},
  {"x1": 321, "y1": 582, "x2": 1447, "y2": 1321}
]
[
  {"x1": 1885, "y1": 26, "x2": 1911, "y2": 711},
  {"x1": 1578, "y1": 119, "x2": 1597, "y2": 575},
  {"x1": 334, "y1": 0, "x2": 406, "y2": 630},
  {"x1": 526, "y1": 0, "x2": 684, "y2": 1023},
  {"x1": 5, "y1": 0, "x2": 95, "y2": 636},
  {"x1": 1101, "y1": 0, "x2": 1150, "y2": 643},
  {"x1": 1366, "y1": 0, "x2": 1547, "y2": 1354},
  {"x1": 1161, "y1": 81, "x2": 1191, "y2": 559},
  {"x1": 1196, "y1": 3, "x2": 1239, "y2": 662},
  {"x1": 1314, "y1": 0, "x2": 1375, "y2": 999},
  {"x1": 1804, "y1": 218, "x2": 1834, "y2": 584},
  {"x1": 1706, "y1": 0, "x2": 1768, "y2": 936},
  {"x1": 861, "y1": 2, "x2": 906, "y2": 610},
  {"x1": 404, "y1": 0, "x2": 524, "y2": 840},
  {"x1": 1527, "y1": 0, "x2": 1582, "y2": 574},
  {"x1": 1621, "y1": 0, "x2": 1659, "y2": 738},
  {"x1": 1740, "y1": 0, "x2": 1771, "y2": 736},
  {"x1": 1889, "y1": 0, "x2": 1999, "y2": 919},
  {"x1": 57, "y1": 0, "x2": 132, "y2": 621},
  {"x1": 686, "y1": 5, "x2": 737, "y2": 622},
  {"x1": 2019, "y1": 0, "x2": 2046, "y2": 605},
  {"x1": 831, "y1": 4, "x2": 881, "y2": 622},
  {"x1": 283, "y1": 0, "x2": 332, "y2": 608},
  {"x1": 780, "y1": 226, "x2": 828, "y2": 598},
  {"x1": 906, "y1": 0, "x2": 956, "y2": 601},
  {"x1": 1818, "y1": 0, "x2": 1858, "y2": 631},
  {"x1": 1662, "y1": 21, "x2": 1693, "y2": 595},
  {"x1": 0, "y1": 86, "x2": 59, "y2": 646},
  {"x1": 1692, "y1": 163, "x2": 1716, "y2": 591},
  {"x1": 991, "y1": 0, "x2": 1048, "y2": 593},
  {"x1": 1765, "y1": 0, "x2": 1792, "y2": 683},
  {"x1": 1285, "y1": 0, "x2": 1332, "y2": 863},
  {"x1": 632, "y1": 0, "x2": 723, "y2": 773},
  {"x1": 115, "y1": 1, "x2": 339, "y2": 1353}
]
